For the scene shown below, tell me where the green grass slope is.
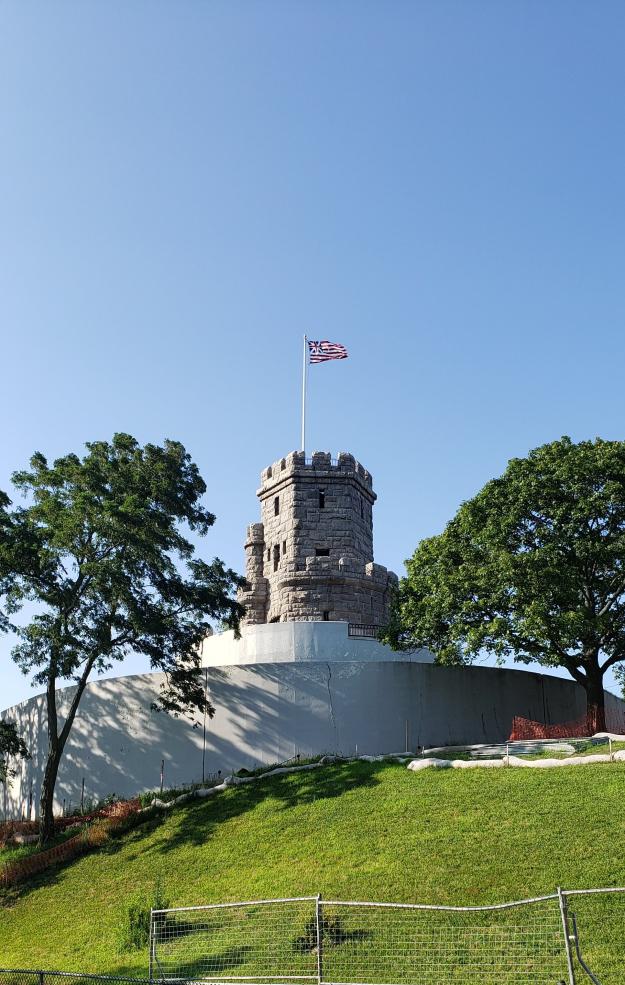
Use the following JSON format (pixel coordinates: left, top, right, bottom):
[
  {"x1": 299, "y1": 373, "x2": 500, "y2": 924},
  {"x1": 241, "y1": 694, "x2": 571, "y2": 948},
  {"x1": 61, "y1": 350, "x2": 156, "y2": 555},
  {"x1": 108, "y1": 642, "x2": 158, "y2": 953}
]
[{"x1": 1, "y1": 760, "x2": 624, "y2": 975}]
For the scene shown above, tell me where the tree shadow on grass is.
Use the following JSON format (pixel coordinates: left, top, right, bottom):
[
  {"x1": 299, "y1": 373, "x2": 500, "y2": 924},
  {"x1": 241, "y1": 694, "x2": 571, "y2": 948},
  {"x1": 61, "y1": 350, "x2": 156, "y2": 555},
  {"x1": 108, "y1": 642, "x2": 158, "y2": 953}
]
[
  {"x1": 150, "y1": 945, "x2": 254, "y2": 980},
  {"x1": 92, "y1": 945, "x2": 254, "y2": 981},
  {"x1": 0, "y1": 760, "x2": 389, "y2": 908},
  {"x1": 118, "y1": 759, "x2": 386, "y2": 862},
  {"x1": 0, "y1": 806, "x2": 165, "y2": 909},
  {"x1": 0, "y1": 862, "x2": 64, "y2": 907}
]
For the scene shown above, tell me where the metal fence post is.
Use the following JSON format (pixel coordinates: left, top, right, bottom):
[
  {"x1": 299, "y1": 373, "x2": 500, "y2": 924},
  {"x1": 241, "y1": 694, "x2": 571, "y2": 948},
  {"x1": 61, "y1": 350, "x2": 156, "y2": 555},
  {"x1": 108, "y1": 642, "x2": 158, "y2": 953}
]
[
  {"x1": 316, "y1": 894, "x2": 323, "y2": 985},
  {"x1": 570, "y1": 911, "x2": 603, "y2": 985},
  {"x1": 38, "y1": 972, "x2": 44, "y2": 985},
  {"x1": 148, "y1": 909, "x2": 154, "y2": 984},
  {"x1": 557, "y1": 887, "x2": 576, "y2": 985}
]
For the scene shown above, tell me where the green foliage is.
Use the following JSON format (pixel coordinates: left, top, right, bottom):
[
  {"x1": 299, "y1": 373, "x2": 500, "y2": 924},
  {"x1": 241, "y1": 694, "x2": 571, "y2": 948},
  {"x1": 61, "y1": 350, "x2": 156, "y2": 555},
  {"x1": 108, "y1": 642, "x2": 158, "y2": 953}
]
[
  {"x1": 0, "y1": 433, "x2": 245, "y2": 713},
  {"x1": 116, "y1": 880, "x2": 170, "y2": 952},
  {"x1": 0, "y1": 720, "x2": 28, "y2": 784},
  {"x1": 382, "y1": 436, "x2": 625, "y2": 712},
  {"x1": 613, "y1": 663, "x2": 625, "y2": 698},
  {"x1": 0, "y1": 433, "x2": 245, "y2": 840}
]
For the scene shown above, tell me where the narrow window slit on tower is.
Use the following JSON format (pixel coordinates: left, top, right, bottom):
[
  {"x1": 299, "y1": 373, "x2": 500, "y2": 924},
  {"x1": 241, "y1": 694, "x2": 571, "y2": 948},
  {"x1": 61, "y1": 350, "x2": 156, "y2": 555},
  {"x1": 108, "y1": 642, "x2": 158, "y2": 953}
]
[
  {"x1": 315, "y1": 548, "x2": 329, "y2": 557},
  {"x1": 319, "y1": 489, "x2": 325, "y2": 509},
  {"x1": 360, "y1": 498, "x2": 364, "y2": 519},
  {"x1": 274, "y1": 496, "x2": 280, "y2": 516},
  {"x1": 282, "y1": 540, "x2": 287, "y2": 555},
  {"x1": 273, "y1": 545, "x2": 280, "y2": 571}
]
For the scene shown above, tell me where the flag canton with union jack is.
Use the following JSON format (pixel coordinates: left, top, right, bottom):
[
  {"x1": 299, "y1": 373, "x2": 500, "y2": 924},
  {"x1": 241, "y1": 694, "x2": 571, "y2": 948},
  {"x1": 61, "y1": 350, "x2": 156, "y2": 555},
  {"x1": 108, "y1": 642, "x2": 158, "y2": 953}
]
[{"x1": 308, "y1": 340, "x2": 348, "y2": 363}]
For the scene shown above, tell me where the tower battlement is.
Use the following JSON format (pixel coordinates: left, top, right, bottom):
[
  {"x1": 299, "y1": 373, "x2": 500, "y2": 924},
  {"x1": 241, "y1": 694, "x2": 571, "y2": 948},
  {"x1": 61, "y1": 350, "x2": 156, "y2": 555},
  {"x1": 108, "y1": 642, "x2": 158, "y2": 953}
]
[
  {"x1": 260, "y1": 451, "x2": 373, "y2": 493},
  {"x1": 239, "y1": 451, "x2": 396, "y2": 626}
]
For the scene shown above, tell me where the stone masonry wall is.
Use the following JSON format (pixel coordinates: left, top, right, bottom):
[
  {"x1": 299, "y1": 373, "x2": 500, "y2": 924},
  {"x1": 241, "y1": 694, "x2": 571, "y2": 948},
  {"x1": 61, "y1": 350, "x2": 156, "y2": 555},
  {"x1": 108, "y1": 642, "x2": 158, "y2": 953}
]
[{"x1": 239, "y1": 451, "x2": 397, "y2": 625}]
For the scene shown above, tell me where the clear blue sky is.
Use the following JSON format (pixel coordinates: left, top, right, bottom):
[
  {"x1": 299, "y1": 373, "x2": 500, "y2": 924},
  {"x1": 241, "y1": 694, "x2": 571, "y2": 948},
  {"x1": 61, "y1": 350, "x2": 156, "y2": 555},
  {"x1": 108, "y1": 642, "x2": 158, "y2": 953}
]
[{"x1": 2, "y1": 1, "x2": 625, "y2": 708}]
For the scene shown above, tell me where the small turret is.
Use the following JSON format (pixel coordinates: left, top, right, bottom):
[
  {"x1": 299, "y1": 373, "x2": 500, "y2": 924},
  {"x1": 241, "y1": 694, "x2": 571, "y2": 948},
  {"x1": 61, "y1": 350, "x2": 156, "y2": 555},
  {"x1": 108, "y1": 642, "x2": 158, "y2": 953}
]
[{"x1": 239, "y1": 523, "x2": 269, "y2": 624}]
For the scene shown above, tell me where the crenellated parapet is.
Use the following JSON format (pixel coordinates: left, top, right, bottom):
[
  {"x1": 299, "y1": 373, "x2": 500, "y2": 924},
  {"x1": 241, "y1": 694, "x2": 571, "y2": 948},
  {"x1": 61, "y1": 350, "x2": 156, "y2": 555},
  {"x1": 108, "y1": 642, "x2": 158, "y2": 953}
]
[
  {"x1": 300, "y1": 556, "x2": 396, "y2": 582},
  {"x1": 240, "y1": 451, "x2": 396, "y2": 626},
  {"x1": 260, "y1": 451, "x2": 374, "y2": 495}
]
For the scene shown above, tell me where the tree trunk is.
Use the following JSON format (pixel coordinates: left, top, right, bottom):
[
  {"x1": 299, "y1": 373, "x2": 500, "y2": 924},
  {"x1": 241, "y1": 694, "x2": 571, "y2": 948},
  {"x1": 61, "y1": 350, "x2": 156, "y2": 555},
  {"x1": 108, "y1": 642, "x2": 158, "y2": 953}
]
[
  {"x1": 583, "y1": 669, "x2": 606, "y2": 734},
  {"x1": 38, "y1": 665, "x2": 60, "y2": 849},
  {"x1": 38, "y1": 745, "x2": 62, "y2": 847},
  {"x1": 37, "y1": 656, "x2": 95, "y2": 847}
]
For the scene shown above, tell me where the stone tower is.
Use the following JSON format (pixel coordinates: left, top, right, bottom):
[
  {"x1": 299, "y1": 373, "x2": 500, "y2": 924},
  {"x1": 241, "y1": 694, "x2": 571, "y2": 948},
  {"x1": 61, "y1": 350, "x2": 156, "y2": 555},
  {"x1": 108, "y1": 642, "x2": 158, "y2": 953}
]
[{"x1": 239, "y1": 451, "x2": 398, "y2": 625}]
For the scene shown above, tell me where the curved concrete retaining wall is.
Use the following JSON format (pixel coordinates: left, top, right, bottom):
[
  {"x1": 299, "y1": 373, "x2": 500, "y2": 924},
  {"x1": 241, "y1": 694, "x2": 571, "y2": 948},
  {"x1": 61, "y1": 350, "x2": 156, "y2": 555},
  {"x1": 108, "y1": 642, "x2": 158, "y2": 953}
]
[{"x1": 2, "y1": 661, "x2": 623, "y2": 821}]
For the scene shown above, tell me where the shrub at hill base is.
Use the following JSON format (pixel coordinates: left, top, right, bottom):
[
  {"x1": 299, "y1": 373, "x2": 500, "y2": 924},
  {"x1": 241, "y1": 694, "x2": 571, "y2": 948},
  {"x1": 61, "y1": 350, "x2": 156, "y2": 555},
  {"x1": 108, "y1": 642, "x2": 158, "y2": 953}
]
[{"x1": 116, "y1": 881, "x2": 170, "y2": 953}]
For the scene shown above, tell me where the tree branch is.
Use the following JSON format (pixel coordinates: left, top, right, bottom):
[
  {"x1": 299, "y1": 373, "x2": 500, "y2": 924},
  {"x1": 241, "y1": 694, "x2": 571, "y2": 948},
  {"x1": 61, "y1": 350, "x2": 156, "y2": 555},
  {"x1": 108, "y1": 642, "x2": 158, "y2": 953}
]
[
  {"x1": 58, "y1": 653, "x2": 98, "y2": 748},
  {"x1": 597, "y1": 580, "x2": 625, "y2": 618},
  {"x1": 600, "y1": 652, "x2": 625, "y2": 674}
]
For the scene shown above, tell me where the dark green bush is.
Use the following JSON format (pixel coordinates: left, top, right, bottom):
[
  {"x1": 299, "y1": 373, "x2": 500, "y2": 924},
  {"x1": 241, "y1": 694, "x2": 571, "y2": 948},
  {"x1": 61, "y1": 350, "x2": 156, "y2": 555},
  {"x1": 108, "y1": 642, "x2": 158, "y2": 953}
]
[
  {"x1": 116, "y1": 880, "x2": 170, "y2": 952},
  {"x1": 293, "y1": 914, "x2": 350, "y2": 952}
]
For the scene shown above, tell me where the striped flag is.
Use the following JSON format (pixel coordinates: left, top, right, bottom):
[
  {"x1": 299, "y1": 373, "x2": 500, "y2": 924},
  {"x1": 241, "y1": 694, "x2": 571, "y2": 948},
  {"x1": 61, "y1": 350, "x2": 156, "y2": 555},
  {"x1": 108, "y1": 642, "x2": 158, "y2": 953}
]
[{"x1": 308, "y1": 340, "x2": 348, "y2": 364}]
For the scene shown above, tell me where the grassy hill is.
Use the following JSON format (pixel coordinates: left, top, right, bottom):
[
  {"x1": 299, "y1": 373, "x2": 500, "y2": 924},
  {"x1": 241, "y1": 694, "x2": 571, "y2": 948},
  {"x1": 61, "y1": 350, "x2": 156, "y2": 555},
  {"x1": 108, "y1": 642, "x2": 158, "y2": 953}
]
[{"x1": 1, "y1": 759, "x2": 624, "y2": 976}]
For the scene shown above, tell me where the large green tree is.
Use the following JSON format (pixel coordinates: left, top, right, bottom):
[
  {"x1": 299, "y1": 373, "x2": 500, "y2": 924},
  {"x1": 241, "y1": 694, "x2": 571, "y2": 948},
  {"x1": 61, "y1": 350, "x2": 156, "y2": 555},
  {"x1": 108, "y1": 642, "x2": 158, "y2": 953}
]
[
  {"x1": 0, "y1": 434, "x2": 244, "y2": 845},
  {"x1": 383, "y1": 436, "x2": 625, "y2": 733},
  {"x1": 0, "y1": 720, "x2": 28, "y2": 784}
]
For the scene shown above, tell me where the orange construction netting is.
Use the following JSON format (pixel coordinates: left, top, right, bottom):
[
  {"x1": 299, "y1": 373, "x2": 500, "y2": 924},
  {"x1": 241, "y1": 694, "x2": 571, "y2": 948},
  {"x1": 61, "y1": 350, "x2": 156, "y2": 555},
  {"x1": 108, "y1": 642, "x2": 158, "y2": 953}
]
[{"x1": 509, "y1": 707, "x2": 625, "y2": 741}]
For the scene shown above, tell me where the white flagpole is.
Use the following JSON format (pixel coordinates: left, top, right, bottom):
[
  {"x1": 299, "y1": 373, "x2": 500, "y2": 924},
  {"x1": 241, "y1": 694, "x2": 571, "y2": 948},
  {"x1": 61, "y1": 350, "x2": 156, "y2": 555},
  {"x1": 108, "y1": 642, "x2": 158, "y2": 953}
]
[{"x1": 301, "y1": 335, "x2": 308, "y2": 453}]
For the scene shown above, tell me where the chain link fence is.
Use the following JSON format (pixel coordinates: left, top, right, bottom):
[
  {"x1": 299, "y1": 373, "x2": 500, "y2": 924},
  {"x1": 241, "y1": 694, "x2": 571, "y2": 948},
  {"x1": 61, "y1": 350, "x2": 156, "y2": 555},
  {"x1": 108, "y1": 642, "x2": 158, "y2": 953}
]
[
  {"x1": 1, "y1": 889, "x2": 623, "y2": 985},
  {"x1": 149, "y1": 897, "x2": 319, "y2": 983},
  {"x1": 0, "y1": 974, "x2": 157, "y2": 985},
  {"x1": 149, "y1": 888, "x2": 625, "y2": 985},
  {"x1": 318, "y1": 897, "x2": 568, "y2": 985}
]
